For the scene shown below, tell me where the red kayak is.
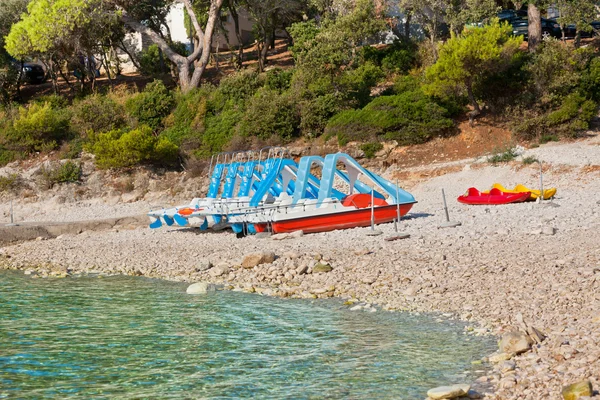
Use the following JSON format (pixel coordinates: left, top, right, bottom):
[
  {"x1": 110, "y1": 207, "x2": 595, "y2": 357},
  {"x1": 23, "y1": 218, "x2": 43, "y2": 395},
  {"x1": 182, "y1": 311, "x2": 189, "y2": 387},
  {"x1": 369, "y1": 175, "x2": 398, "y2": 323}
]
[{"x1": 458, "y1": 187, "x2": 530, "y2": 205}]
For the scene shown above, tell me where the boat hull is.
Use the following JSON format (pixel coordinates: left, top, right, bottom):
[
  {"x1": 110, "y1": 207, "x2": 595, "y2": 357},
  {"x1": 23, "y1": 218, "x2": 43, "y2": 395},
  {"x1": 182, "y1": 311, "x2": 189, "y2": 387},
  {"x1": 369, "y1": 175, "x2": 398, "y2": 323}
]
[
  {"x1": 270, "y1": 203, "x2": 415, "y2": 234},
  {"x1": 458, "y1": 187, "x2": 530, "y2": 205}
]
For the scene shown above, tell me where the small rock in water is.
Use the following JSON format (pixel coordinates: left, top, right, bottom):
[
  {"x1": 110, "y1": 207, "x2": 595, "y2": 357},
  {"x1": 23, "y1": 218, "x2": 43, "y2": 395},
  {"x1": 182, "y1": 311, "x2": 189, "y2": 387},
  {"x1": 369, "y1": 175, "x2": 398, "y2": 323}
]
[
  {"x1": 426, "y1": 383, "x2": 470, "y2": 399},
  {"x1": 499, "y1": 330, "x2": 531, "y2": 355},
  {"x1": 186, "y1": 282, "x2": 217, "y2": 294},
  {"x1": 488, "y1": 352, "x2": 513, "y2": 363},
  {"x1": 561, "y1": 380, "x2": 593, "y2": 400}
]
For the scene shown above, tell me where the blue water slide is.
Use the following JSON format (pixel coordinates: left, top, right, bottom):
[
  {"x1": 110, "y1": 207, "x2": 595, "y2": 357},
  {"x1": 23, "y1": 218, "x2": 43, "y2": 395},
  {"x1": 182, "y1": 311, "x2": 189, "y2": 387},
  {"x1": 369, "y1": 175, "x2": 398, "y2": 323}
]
[
  {"x1": 292, "y1": 156, "x2": 325, "y2": 203},
  {"x1": 317, "y1": 153, "x2": 415, "y2": 204},
  {"x1": 222, "y1": 162, "x2": 242, "y2": 198},
  {"x1": 238, "y1": 161, "x2": 258, "y2": 197},
  {"x1": 250, "y1": 159, "x2": 297, "y2": 207},
  {"x1": 207, "y1": 164, "x2": 227, "y2": 198}
]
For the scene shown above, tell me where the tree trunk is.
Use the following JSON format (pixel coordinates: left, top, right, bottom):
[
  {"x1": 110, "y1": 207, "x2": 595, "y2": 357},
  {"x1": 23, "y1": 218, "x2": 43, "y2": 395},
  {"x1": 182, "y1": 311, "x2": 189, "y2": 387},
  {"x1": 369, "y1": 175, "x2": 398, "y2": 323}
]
[
  {"x1": 258, "y1": 33, "x2": 273, "y2": 72},
  {"x1": 404, "y1": 12, "x2": 411, "y2": 39},
  {"x1": 228, "y1": 3, "x2": 244, "y2": 68},
  {"x1": 527, "y1": 3, "x2": 542, "y2": 52},
  {"x1": 466, "y1": 79, "x2": 481, "y2": 117},
  {"x1": 121, "y1": 0, "x2": 224, "y2": 94},
  {"x1": 574, "y1": 31, "x2": 581, "y2": 48}
]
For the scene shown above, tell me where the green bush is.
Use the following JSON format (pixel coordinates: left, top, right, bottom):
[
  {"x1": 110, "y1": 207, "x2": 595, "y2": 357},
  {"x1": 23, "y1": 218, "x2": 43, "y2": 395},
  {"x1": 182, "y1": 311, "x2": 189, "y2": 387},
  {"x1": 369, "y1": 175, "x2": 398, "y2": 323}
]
[
  {"x1": 0, "y1": 173, "x2": 22, "y2": 192},
  {"x1": 580, "y1": 57, "x2": 600, "y2": 102},
  {"x1": 212, "y1": 70, "x2": 264, "y2": 108},
  {"x1": 32, "y1": 94, "x2": 69, "y2": 110},
  {"x1": 339, "y1": 62, "x2": 385, "y2": 107},
  {"x1": 88, "y1": 125, "x2": 179, "y2": 169},
  {"x1": 527, "y1": 40, "x2": 591, "y2": 104},
  {"x1": 265, "y1": 68, "x2": 294, "y2": 93},
  {"x1": 236, "y1": 88, "x2": 299, "y2": 142},
  {"x1": 539, "y1": 134, "x2": 559, "y2": 144},
  {"x1": 360, "y1": 142, "x2": 383, "y2": 158},
  {"x1": 522, "y1": 156, "x2": 538, "y2": 165},
  {"x1": 126, "y1": 80, "x2": 175, "y2": 131},
  {"x1": 325, "y1": 90, "x2": 453, "y2": 145},
  {"x1": 546, "y1": 93, "x2": 597, "y2": 137},
  {"x1": 71, "y1": 93, "x2": 127, "y2": 135},
  {"x1": 487, "y1": 147, "x2": 517, "y2": 164},
  {"x1": 162, "y1": 87, "x2": 211, "y2": 146},
  {"x1": 3, "y1": 102, "x2": 70, "y2": 153},
  {"x1": 197, "y1": 108, "x2": 243, "y2": 158},
  {"x1": 138, "y1": 43, "x2": 189, "y2": 76},
  {"x1": 40, "y1": 160, "x2": 81, "y2": 188},
  {"x1": 298, "y1": 93, "x2": 342, "y2": 138},
  {"x1": 360, "y1": 40, "x2": 417, "y2": 74}
]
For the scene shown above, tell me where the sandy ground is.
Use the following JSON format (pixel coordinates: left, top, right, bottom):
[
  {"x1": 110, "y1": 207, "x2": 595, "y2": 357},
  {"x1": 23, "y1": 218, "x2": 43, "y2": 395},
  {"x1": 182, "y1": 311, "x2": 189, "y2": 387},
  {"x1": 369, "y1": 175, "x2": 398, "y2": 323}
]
[{"x1": 1, "y1": 134, "x2": 600, "y2": 399}]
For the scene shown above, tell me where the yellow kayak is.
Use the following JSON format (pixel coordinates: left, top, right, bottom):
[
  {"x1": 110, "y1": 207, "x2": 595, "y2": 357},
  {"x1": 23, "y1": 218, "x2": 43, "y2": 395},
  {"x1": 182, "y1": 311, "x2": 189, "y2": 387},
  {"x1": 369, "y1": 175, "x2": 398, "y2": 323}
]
[{"x1": 485, "y1": 183, "x2": 557, "y2": 201}]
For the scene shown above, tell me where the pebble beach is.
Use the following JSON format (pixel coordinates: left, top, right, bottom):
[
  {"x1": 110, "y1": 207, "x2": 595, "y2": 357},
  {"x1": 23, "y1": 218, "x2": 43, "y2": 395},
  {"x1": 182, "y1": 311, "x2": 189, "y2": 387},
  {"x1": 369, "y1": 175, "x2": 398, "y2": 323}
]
[{"x1": 1, "y1": 135, "x2": 600, "y2": 399}]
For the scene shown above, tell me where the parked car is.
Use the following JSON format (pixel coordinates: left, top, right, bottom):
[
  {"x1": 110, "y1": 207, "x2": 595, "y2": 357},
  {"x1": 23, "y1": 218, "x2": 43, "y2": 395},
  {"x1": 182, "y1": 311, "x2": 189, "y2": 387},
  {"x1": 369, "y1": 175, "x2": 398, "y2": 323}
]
[
  {"x1": 19, "y1": 62, "x2": 46, "y2": 84},
  {"x1": 560, "y1": 21, "x2": 600, "y2": 39},
  {"x1": 510, "y1": 17, "x2": 562, "y2": 40}
]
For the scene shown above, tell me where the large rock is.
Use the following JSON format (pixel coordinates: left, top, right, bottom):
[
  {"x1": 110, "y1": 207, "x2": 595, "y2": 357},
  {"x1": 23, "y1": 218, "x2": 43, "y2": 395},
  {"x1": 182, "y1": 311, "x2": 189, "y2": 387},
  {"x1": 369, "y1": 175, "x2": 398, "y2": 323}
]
[
  {"x1": 186, "y1": 282, "x2": 217, "y2": 294},
  {"x1": 209, "y1": 265, "x2": 229, "y2": 277},
  {"x1": 499, "y1": 330, "x2": 532, "y2": 355},
  {"x1": 196, "y1": 259, "x2": 213, "y2": 272},
  {"x1": 427, "y1": 384, "x2": 470, "y2": 399},
  {"x1": 242, "y1": 252, "x2": 276, "y2": 269},
  {"x1": 313, "y1": 263, "x2": 333, "y2": 273},
  {"x1": 562, "y1": 380, "x2": 593, "y2": 400}
]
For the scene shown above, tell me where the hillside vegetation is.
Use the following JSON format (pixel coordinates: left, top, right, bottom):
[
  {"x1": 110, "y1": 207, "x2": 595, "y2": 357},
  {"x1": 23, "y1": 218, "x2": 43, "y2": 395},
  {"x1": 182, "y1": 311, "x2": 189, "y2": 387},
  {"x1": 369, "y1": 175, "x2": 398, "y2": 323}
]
[{"x1": 1, "y1": 0, "x2": 599, "y2": 173}]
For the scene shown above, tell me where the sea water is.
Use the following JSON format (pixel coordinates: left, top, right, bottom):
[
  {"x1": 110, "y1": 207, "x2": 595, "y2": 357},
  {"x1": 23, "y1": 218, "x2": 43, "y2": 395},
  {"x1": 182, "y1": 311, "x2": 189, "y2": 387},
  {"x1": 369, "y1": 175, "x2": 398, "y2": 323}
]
[{"x1": 0, "y1": 271, "x2": 495, "y2": 399}]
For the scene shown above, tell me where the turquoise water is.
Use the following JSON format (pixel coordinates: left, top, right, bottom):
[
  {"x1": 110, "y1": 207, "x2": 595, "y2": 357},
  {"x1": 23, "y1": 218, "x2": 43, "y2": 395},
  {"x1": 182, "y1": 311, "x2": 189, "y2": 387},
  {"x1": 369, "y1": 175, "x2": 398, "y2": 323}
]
[{"x1": 0, "y1": 271, "x2": 495, "y2": 399}]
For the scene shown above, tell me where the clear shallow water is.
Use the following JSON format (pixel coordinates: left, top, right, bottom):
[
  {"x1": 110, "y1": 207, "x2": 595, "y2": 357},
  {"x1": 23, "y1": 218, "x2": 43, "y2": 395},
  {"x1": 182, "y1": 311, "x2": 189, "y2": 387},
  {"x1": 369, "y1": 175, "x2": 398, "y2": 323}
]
[{"x1": 0, "y1": 272, "x2": 495, "y2": 399}]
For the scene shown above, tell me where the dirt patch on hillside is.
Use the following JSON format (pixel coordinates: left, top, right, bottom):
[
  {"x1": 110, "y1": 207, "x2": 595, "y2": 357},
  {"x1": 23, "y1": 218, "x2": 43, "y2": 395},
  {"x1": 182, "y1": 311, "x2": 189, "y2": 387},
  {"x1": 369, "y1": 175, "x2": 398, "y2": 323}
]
[{"x1": 387, "y1": 116, "x2": 514, "y2": 169}]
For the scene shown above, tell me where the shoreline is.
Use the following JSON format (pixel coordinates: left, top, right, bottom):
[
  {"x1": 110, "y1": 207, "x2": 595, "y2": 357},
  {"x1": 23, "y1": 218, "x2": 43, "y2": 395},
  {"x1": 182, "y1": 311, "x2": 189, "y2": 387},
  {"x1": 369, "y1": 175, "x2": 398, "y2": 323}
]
[{"x1": 1, "y1": 136, "x2": 600, "y2": 399}]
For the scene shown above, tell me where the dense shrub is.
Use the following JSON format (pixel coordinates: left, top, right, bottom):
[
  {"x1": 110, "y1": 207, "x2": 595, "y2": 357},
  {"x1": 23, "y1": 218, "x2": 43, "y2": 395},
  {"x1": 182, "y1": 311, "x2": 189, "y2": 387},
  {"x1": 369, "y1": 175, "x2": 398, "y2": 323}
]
[
  {"x1": 546, "y1": 93, "x2": 597, "y2": 136},
  {"x1": 512, "y1": 93, "x2": 597, "y2": 140},
  {"x1": 340, "y1": 62, "x2": 385, "y2": 107},
  {"x1": 0, "y1": 173, "x2": 22, "y2": 192},
  {"x1": 138, "y1": 43, "x2": 189, "y2": 76},
  {"x1": 265, "y1": 68, "x2": 294, "y2": 93},
  {"x1": 40, "y1": 160, "x2": 81, "y2": 188},
  {"x1": 197, "y1": 108, "x2": 243, "y2": 158},
  {"x1": 32, "y1": 94, "x2": 69, "y2": 110},
  {"x1": 2, "y1": 102, "x2": 70, "y2": 153},
  {"x1": 236, "y1": 88, "x2": 299, "y2": 141},
  {"x1": 162, "y1": 88, "x2": 211, "y2": 146},
  {"x1": 71, "y1": 93, "x2": 126, "y2": 135},
  {"x1": 298, "y1": 93, "x2": 342, "y2": 138},
  {"x1": 527, "y1": 40, "x2": 592, "y2": 104},
  {"x1": 212, "y1": 70, "x2": 264, "y2": 108},
  {"x1": 360, "y1": 40, "x2": 417, "y2": 74},
  {"x1": 579, "y1": 57, "x2": 600, "y2": 101},
  {"x1": 326, "y1": 90, "x2": 454, "y2": 145},
  {"x1": 360, "y1": 142, "x2": 383, "y2": 158},
  {"x1": 126, "y1": 80, "x2": 175, "y2": 131},
  {"x1": 87, "y1": 125, "x2": 179, "y2": 169}
]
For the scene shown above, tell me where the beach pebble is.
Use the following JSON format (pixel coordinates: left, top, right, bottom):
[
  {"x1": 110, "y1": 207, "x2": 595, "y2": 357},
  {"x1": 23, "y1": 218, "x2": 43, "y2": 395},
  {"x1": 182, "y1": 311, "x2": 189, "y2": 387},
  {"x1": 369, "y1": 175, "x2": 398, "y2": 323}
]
[
  {"x1": 499, "y1": 331, "x2": 531, "y2": 355},
  {"x1": 426, "y1": 383, "x2": 470, "y2": 399},
  {"x1": 186, "y1": 282, "x2": 216, "y2": 294},
  {"x1": 561, "y1": 380, "x2": 593, "y2": 400},
  {"x1": 242, "y1": 252, "x2": 276, "y2": 269},
  {"x1": 196, "y1": 259, "x2": 213, "y2": 272},
  {"x1": 312, "y1": 263, "x2": 332, "y2": 273}
]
